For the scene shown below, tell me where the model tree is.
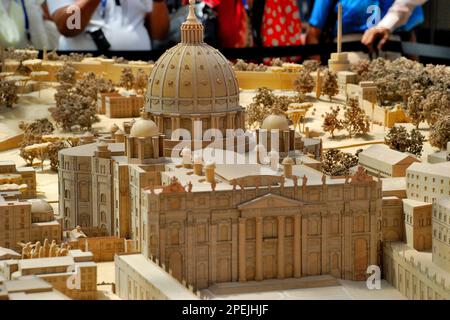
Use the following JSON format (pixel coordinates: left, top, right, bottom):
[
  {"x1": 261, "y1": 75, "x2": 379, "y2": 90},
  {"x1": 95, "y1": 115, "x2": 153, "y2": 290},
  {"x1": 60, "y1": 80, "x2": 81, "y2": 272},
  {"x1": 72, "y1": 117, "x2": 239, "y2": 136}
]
[
  {"x1": 47, "y1": 141, "x2": 67, "y2": 171},
  {"x1": 422, "y1": 89, "x2": 450, "y2": 126},
  {"x1": 303, "y1": 60, "x2": 320, "y2": 73},
  {"x1": 74, "y1": 72, "x2": 98, "y2": 101},
  {"x1": 321, "y1": 69, "x2": 339, "y2": 101},
  {"x1": 408, "y1": 129, "x2": 425, "y2": 157},
  {"x1": 385, "y1": 126, "x2": 410, "y2": 152},
  {"x1": 0, "y1": 80, "x2": 18, "y2": 108},
  {"x1": 50, "y1": 84, "x2": 99, "y2": 131},
  {"x1": 134, "y1": 68, "x2": 148, "y2": 94},
  {"x1": 119, "y1": 67, "x2": 135, "y2": 90},
  {"x1": 350, "y1": 60, "x2": 370, "y2": 82},
  {"x1": 322, "y1": 149, "x2": 359, "y2": 177},
  {"x1": 407, "y1": 90, "x2": 425, "y2": 128},
  {"x1": 97, "y1": 75, "x2": 115, "y2": 93},
  {"x1": 385, "y1": 126, "x2": 424, "y2": 157},
  {"x1": 294, "y1": 69, "x2": 315, "y2": 98},
  {"x1": 18, "y1": 118, "x2": 55, "y2": 166},
  {"x1": 322, "y1": 106, "x2": 343, "y2": 138},
  {"x1": 56, "y1": 63, "x2": 76, "y2": 85},
  {"x1": 430, "y1": 114, "x2": 450, "y2": 150},
  {"x1": 341, "y1": 98, "x2": 370, "y2": 137},
  {"x1": 246, "y1": 87, "x2": 303, "y2": 128}
]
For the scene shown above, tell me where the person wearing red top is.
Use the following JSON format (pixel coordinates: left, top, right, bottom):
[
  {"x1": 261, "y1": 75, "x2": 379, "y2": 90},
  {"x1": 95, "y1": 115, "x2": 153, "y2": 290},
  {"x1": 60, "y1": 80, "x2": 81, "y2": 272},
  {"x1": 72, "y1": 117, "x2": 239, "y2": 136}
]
[{"x1": 202, "y1": 0, "x2": 248, "y2": 48}]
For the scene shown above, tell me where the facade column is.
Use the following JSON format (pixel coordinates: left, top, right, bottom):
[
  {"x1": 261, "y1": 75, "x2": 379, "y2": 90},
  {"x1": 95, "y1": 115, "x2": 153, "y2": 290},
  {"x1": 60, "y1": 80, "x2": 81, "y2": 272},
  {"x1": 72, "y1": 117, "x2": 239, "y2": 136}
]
[
  {"x1": 210, "y1": 223, "x2": 217, "y2": 284},
  {"x1": 277, "y1": 215, "x2": 285, "y2": 279},
  {"x1": 238, "y1": 218, "x2": 246, "y2": 282},
  {"x1": 255, "y1": 216, "x2": 263, "y2": 281},
  {"x1": 294, "y1": 215, "x2": 301, "y2": 277}
]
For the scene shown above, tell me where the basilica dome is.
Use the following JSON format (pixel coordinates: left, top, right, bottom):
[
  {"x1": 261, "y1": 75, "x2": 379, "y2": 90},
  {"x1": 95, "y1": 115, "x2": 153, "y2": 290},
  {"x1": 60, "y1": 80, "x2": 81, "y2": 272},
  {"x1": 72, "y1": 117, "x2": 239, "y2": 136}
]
[{"x1": 146, "y1": 2, "x2": 240, "y2": 115}]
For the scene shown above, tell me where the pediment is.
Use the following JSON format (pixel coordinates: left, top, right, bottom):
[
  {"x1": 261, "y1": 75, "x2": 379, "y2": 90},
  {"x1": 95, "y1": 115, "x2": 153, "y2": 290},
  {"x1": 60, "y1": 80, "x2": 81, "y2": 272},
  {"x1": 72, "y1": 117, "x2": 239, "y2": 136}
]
[{"x1": 238, "y1": 193, "x2": 302, "y2": 211}]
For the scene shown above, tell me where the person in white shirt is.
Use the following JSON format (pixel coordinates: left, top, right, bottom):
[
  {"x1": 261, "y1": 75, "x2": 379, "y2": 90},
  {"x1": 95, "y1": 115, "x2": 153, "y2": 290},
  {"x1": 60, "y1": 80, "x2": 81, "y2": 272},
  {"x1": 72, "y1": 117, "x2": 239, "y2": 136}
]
[
  {"x1": 47, "y1": 0, "x2": 169, "y2": 51},
  {"x1": 362, "y1": 0, "x2": 428, "y2": 50},
  {"x1": 0, "y1": 0, "x2": 59, "y2": 49}
]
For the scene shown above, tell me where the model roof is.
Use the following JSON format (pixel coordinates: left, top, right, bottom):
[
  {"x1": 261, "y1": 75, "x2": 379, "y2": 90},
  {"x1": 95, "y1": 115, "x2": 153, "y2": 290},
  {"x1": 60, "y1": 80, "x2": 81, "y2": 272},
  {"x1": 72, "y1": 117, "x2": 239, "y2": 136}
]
[
  {"x1": 407, "y1": 161, "x2": 450, "y2": 177},
  {"x1": 402, "y1": 198, "x2": 431, "y2": 207},
  {"x1": 360, "y1": 144, "x2": 418, "y2": 165},
  {"x1": 0, "y1": 247, "x2": 21, "y2": 260},
  {"x1": 381, "y1": 177, "x2": 406, "y2": 191},
  {"x1": 436, "y1": 197, "x2": 450, "y2": 208},
  {"x1": 117, "y1": 254, "x2": 199, "y2": 300},
  {"x1": 18, "y1": 256, "x2": 74, "y2": 270},
  {"x1": 59, "y1": 142, "x2": 125, "y2": 157}
]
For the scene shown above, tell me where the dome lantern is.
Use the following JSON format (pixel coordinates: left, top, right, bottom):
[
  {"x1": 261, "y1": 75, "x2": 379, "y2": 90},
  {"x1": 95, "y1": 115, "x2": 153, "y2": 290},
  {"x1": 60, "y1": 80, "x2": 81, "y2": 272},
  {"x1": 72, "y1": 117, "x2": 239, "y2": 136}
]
[{"x1": 181, "y1": 0, "x2": 204, "y2": 44}]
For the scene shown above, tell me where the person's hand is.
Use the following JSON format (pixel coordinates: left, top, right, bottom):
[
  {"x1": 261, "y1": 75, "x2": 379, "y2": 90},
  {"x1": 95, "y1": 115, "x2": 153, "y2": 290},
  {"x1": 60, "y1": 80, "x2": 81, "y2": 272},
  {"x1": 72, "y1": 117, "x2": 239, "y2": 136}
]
[{"x1": 362, "y1": 26, "x2": 391, "y2": 50}]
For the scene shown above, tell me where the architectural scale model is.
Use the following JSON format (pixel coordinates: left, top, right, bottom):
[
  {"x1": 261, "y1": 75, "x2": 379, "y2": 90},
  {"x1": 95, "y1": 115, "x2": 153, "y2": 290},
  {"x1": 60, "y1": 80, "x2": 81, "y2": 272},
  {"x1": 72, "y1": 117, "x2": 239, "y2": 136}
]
[{"x1": 0, "y1": 1, "x2": 449, "y2": 301}]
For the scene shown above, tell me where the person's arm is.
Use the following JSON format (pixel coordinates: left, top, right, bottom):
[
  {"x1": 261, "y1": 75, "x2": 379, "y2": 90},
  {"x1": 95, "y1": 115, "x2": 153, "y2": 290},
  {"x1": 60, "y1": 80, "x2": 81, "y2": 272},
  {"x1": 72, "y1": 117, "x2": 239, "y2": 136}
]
[
  {"x1": 50, "y1": 0, "x2": 101, "y2": 37},
  {"x1": 145, "y1": 1, "x2": 170, "y2": 41},
  {"x1": 362, "y1": 0, "x2": 428, "y2": 49},
  {"x1": 305, "y1": 0, "x2": 334, "y2": 45}
]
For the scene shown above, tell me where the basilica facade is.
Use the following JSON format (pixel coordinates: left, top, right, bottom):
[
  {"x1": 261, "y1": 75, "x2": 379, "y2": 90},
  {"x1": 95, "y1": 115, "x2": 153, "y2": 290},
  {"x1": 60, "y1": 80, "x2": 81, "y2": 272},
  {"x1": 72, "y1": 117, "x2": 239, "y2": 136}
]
[{"x1": 141, "y1": 165, "x2": 383, "y2": 289}]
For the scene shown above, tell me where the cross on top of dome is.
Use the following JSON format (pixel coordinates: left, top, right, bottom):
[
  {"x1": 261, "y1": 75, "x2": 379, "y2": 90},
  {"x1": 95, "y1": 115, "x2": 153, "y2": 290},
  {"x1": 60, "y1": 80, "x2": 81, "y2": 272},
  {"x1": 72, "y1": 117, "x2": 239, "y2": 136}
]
[
  {"x1": 186, "y1": 0, "x2": 199, "y2": 24},
  {"x1": 180, "y1": 0, "x2": 204, "y2": 44}
]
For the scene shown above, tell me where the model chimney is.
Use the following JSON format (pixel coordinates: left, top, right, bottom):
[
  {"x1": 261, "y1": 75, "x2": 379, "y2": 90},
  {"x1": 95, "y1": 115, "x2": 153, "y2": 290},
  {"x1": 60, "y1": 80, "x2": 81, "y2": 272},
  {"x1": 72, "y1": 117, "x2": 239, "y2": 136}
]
[
  {"x1": 181, "y1": 147, "x2": 192, "y2": 169},
  {"x1": 282, "y1": 157, "x2": 295, "y2": 178},
  {"x1": 205, "y1": 160, "x2": 216, "y2": 183},
  {"x1": 193, "y1": 154, "x2": 203, "y2": 175}
]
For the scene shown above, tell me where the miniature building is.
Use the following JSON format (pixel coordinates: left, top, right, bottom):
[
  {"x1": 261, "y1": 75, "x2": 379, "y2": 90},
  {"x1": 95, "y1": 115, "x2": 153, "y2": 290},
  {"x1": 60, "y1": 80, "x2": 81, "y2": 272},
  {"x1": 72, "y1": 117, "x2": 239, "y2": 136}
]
[
  {"x1": 4, "y1": 250, "x2": 97, "y2": 300},
  {"x1": 97, "y1": 92, "x2": 120, "y2": 114},
  {"x1": 115, "y1": 253, "x2": 200, "y2": 300},
  {"x1": 67, "y1": 228, "x2": 130, "y2": 262},
  {"x1": 347, "y1": 81, "x2": 378, "y2": 105},
  {"x1": 358, "y1": 144, "x2": 419, "y2": 178},
  {"x1": 58, "y1": 142, "x2": 125, "y2": 235},
  {"x1": 0, "y1": 161, "x2": 36, "y2": 199},
  {"x1": 105, "y1": 95, "x2": 144, "y2": 118},
  {"x1": 406, "y1": 162, "x2": 450, "y2": 203},
  {"x1": 0, "y1": 247, "x2": 21, "y2": 260},
  {"x1": 0, "y1": 197, "x2": 61, "y2": 250},
  {"x1": 145, "y1": 2, "x2": 245, "y2": 155},
  {"x1": 428, "y1": 142, "x2": 450, "y2": 164},
  {"x1": 381, "y1": 177, "x2": 407, "y2": 199},
  {"x1": 382, "y1": 196, "x2": 404, "y2": 242},
  {"x1": 403, "y1": 199, "x2": 432, "y2": 251},
  {"x1": 383, "y1": 242, "x2": 450, "y2": 300},
  {"x1": 256, "y1": 114, "x2": 296, "y2": 158},
  {"x1": 432, "y1": 198, "x2": 450, "y2": 271},
  {"x1": 139, "y1": 162, "x2": 382, "y2": 289},
  {"x1": 337, "y1": 71, "x2": 358, "y2": 95},
  {"x1": 0, "y1": 276, "x2": 70, "y2": 300}
]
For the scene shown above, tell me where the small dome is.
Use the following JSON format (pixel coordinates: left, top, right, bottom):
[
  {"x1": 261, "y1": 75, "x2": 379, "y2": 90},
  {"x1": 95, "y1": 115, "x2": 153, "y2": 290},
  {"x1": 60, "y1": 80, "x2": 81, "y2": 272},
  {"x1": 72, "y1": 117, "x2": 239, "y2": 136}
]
[
  {"x1": 261, "y1": 114, "x2": 290, "y2": 131},
  {"x1": 130, "y1": 118, "x2": 159, "y2": 138},
  {"x1": 27, "y1": 199, "x2": 53, "y2": 214},
  {"x1": 282, "y1": 157, "x2": 295, "y2": 165},
  {"x1": 205, "y1": 160, "x2": 216, "y2": 168},
  {"x1": 115, "y1": 129, "x2": 124, "y2": 136}
]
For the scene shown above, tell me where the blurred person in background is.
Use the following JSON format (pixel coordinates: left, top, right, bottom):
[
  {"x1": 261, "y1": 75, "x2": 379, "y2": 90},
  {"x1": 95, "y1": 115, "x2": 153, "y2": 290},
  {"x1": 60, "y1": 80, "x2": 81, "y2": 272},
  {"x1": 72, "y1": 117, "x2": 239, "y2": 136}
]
[
  {"x1": 0, "y1": 0, "x2": 59, "y2": 49},
  {"x1": 306, "y1": 0, "x2": 426, "y2": 58},
  {"x1": 361, "y1": 0, "x2": 428, "y2": 50},
  {"x1": 202, "y1": 0, "x2": 250, "y2": 48},
  {"x1": 47, "y1": 0, "x2": 170, "y2": 51}
]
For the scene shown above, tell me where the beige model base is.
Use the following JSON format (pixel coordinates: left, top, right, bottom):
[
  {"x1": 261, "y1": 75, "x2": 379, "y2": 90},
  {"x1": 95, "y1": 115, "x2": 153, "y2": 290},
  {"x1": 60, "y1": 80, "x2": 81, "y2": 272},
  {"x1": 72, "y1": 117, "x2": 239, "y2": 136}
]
[{"x1": 206, "y1": 275, "x2": 340, "y2": 295}]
